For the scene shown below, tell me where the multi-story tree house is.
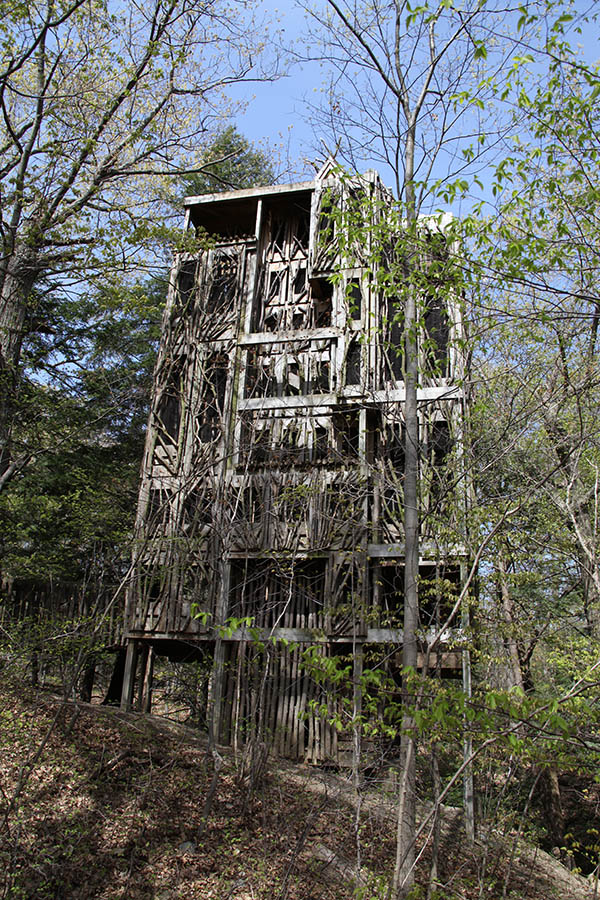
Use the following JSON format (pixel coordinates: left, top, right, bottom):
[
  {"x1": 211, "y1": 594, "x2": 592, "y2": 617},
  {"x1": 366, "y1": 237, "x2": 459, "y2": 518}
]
[{"x1": 121, "y1": 163, "x2": 469, "y2": 763}]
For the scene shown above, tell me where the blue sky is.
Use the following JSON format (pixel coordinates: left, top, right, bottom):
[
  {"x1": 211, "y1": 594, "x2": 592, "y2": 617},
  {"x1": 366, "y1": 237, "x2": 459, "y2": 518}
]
[
  {"x1": 229, "y1": 3, "x2": 323, "y2": 183},
  {"x1": 229, "y1": 0, "x2": 600, "y2": 204}
]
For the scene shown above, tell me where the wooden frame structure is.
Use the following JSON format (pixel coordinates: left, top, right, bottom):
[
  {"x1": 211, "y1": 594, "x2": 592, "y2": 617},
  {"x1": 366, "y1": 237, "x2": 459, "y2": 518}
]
[{"x1": 121, "y1": 163, "x2": 469, "y2": 763}]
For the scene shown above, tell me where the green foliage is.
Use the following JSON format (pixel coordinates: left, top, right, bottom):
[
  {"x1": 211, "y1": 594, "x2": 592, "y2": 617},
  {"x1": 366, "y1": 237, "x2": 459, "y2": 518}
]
[
  {"x1": 1, "y1": 440, "x2": 137, "y2": 583},
  {"x1": 176, "y1": 126, "x2": 276, "y2": 199},
  {"x1": 2, "y1": 124, "x2": 276, "y2": 630}
]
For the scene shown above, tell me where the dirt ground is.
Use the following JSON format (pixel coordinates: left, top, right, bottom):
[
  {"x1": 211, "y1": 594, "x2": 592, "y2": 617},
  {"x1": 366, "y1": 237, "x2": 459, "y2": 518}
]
[{"x1": 0, "y1": 686, "x2": 594, "y2": 900}]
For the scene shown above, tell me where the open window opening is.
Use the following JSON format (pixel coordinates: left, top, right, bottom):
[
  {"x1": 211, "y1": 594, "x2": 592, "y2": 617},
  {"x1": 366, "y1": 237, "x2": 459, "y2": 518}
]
[
  {"x1": 378, "y1": 421, "x2": 405, "y2": 524},
  {"x1": 372, "y1": 563, "x2": 404, "y2": 629},
  {"x1": 345, "y1": 338, "x2": 361, "y2": 386},
  {"x1": 291, "y1": 206, "x2": 310, "y2": 255},
  {"x1": 312, "y1": 424, "x2": 329, "y2": 462},
  {"x1": 270, "y1": 216, "x2": 287, "y2": 255},
  {"x1": 232, "y1": 483, "x2": 263, "y2": 525},
  {"x1": 183, "y1": 487, "x2": 214, "y2": 529},
  {"x1": 418, "y1": 564, "x2": 460, "y2": 631},
  {"x1": 317, "y1": 195, "x2": 335, "y2": 249},
  {"x1": 147, "y1": 488, "x2": 169, "y2": 531},
  {"x1": 156, "y1": 359, "x2": 184, "y2": 442},
  {"x1": 292, "y1": 309, "x2": 305, "y2": 330},
  {"x1": 348, "y1": 278, "x2": 362, "y2": 321},
  {"x1": 384, "y1": 296, "x2": 404, "y2": 380},
  {"x1": 425, "y1": 419, "x2": 452, "y2": 512},
  {"x1": 197, "y1": 352, "x2": 228, "y2": 443},
  {"x1": 310, "y1": 277, "x2": 333, "y2": 327},
  {"x1": 175, "y1": 259, "x2": 198, "y2": 309},
  {"x1": 205, "y1": 252, "x2": 238, "y2": 316},
  {"x1": 423, "y1": 295, "x2": 450, "y2": 377},
  {"x1": 312, "y1": 188, "x2": 340, "y2": 274},
  {"x1": 312, "y1": 357, "x2": 330, "y2": 393},
  {"x1": 333, "y1": 410, "x2": 360, "y2": 459},
  {"x1": 228, "y1": 558, "x2": 326, "y2": 630},
  {"x1": 238, "y1": 413, "x2": 308, "y2": 470},
  {"x1": 239, "y1": 414, "x2": 271, "y2": 468}
]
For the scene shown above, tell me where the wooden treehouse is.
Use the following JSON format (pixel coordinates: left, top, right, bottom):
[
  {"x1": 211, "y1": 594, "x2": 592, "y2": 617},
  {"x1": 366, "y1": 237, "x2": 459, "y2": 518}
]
[{"x1": 121, "y1": 163, "x2": 470, "y2": 764}]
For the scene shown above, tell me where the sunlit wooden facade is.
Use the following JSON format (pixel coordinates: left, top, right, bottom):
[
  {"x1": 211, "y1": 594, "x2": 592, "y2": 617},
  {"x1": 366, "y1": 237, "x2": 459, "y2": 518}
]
[{"x1": 121, "y1": 164, "x2": 468, "y2": 762}]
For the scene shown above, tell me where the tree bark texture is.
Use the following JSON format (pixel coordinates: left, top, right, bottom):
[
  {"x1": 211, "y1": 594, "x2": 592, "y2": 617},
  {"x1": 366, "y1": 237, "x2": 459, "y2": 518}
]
[
  {"x1": 0, "y1": 245, "x2": 39, "y2": 476},
  {"x1": 393, "y1": 218, "x2": 420, "y2": 900}
]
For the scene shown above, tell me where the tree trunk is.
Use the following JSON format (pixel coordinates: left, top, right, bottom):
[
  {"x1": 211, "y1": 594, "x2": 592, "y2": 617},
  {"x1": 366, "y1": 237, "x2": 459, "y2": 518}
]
[
  {"x1": 427, "y1": 742, "x2": 442, "y2": 900},
  {"x1": 497, "y1": 551, "x2": 524, "y2": 691},
  {"x1": 80, "y1": 653, "x2": 96, "y2": 702},
  {"x1": 539, "y1": 766, "x2": 565, "y2": 852},
  {"x1": 103, "y1": 646, "x2": 127, "y2": 705},
  {"x1": 0, "y1": 245, "x2": 38, "y2": 478},
  {"x1": 393, "y1": 192, "x2": 420, "y2": 896}
]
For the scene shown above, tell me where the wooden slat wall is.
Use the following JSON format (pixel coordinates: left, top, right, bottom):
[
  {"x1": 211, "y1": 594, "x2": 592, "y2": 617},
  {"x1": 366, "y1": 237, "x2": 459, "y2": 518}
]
[{"x1": 217, "y1": 640, "x2": 340, "y2": 762}]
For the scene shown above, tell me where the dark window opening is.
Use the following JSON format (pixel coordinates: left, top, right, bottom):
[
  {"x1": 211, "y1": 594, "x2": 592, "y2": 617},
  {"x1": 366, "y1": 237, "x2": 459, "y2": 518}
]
[
  {"x1": 271, "y1": 424, "x2": 306, "y2": 468},
  {"x1": 379, "y1": 423, "x2": 405, "y2": 522},
  {"x1": 371, "y1": 563, "x2": 460, "y2": 632},
  {"x1": 271, "y1": 217, "x2": 286, "y2": 251},
  {"x1": 418, "y1": 565, "x2": 460, "y2": 630},
  {"x1": 157, "y1": 361, "x2": 184, "y2": 441},
  {"x1": 240, "y1": 416, "x2": 271, "y2": 468},
  {"x1": 269, "y1": 269, "x2": 284, "y2": 300},
  {"x1": 313, "y1": 426, "x2": 329, "y2": 461},
  {"x1": 206, "y1": 253, "x2": 238, "y2": 315},
  {"x1": 244, "y1": 349, "x2": 276, "y2": 399},
  {"x1": 293, "y1": 266, "x2": 306, "y2": 294},
  {"x1": 313, "y1": 360, "x2": 330, "y2": 393},
  {"x1": 198, "y1": 422, "x2": 216, "y2": 443},
  {"x1": 286, "y1": 361, "x2": 302, "y2": 396},
  {"x1": 229, "y1": 558, "x2": 326, "y2": 630},
  {"x1": 386, "y1": 424, "x2": 405, "y2": 472},
  {"x1": 427, "y1": 419, "x2": 452, "y2": 511},
  {"x1": 373, "y1": 564, "x2": 404, "y2": 628},
  {"x1": 318, "y1": 198, "x2": 335, "y2": 246},
  {"x1": 244, "y1": 348, "x2": 258, "y2": 399},
  {"x1": 348, "y1": 279, "x2": 362, "y2": 320},
  {"x1": 239, "y1": 416, "x2": 310, "y2": 470},
  {"x1": 386, "y1": 297, "x2": 404, "y2": 379},
  {"x1": 292, "y1": 310, "x2": 306, "y2": 330},
  {"x1": 311, "y1": 278, "x2": 333, "y2": 327},
  {"x1": 430, "y1": 420, "x2": 451, "y2": 466},
  {"x1": 232, "y1": 484, "x2": 262, "y2": 525},
  {"x1": 333, "y1": 410, "x2": 360, "y2": 459},
  {"x1": 365, "y1": 410, "x2": 379, "y2": 464},
  {"x1": 147, "y1": 489, "x2": 167, "y2": 529},
  {"x1": 198, "y1": 353, "x2": 228, "y2": 443},
  {"x1": 176, "y1": 260, "x2": 197, "y2": 308},
  {"x1": 146, "y1": 576, "x2": 162, "y2": 606},
  {"x1": 184, "y1": 489, "x2": 213, "y2": 528},
  {"x1": 205, "y1": 353, "x2": 228, "y2": 415},
  {"x1": 314, "y1": 297, "x2": 332, "y2": 327},
  {"x1": 346, "y1": 339, "x2": 361, "y2": 386},
  {"x1": 293, "y1": 207, "x2": 310, "y2": 249},
  {"x1": 314, "y1": 191, "x2": 339, "y2": 272},
  {"x1": 160, "y1": 392, "x2": 180, "y2": 441},
  {"x1": 424, "y1": 297, "x2": 449, "y2": 376}
]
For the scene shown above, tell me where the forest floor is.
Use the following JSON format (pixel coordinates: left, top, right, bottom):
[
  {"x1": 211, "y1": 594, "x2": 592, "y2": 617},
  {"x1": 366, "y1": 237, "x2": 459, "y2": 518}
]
[{"x1": 0, "y1": 684, "x2": 595, "y2": 900}]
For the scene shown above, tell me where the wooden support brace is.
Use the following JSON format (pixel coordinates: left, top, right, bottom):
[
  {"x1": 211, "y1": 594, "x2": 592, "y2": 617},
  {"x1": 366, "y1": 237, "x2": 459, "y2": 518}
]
[{"x1": 120, "y1": 640, "x2": 139, "y2": 711}]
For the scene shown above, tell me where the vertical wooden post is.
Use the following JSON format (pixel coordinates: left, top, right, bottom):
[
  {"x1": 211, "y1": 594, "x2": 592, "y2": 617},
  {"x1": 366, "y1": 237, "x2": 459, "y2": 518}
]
[
  {"x1": 208, "y1": 561, "x2": 232, "y2": 745},
  {"x1": 141, "y1": 647, "x2": 155, "y2": 714},
  {"x1": 120, "y1": 640, "x2": 139, "y2": 711},
  {"x1": 136, "y1": 643, "x2": 150, "y2": 711}
]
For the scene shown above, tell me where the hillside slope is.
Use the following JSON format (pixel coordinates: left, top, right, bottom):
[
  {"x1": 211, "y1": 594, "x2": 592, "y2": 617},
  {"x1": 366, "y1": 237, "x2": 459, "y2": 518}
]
[{"x1": 0, "y1": 687, "x2": 593, "y2": 900}]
